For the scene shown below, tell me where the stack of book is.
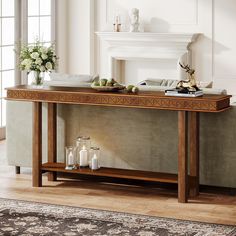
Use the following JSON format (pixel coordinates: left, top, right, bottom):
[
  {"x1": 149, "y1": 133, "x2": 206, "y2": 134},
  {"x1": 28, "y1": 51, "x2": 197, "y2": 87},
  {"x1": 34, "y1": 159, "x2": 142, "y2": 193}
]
[{"x1": 165, "y1": 89, "x2": 203, "y2": 97}]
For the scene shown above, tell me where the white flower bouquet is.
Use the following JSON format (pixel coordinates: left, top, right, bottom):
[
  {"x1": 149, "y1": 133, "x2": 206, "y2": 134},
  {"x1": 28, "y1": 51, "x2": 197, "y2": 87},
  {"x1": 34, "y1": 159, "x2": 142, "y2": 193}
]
[{"x1": 18, "y1": 41, "x2": 58, "y2": 85}]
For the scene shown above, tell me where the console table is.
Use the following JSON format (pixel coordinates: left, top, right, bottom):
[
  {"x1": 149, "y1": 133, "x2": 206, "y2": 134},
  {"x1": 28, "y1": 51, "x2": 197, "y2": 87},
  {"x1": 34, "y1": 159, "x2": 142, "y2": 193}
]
[{"x1": 6, "y1": 85, "x2": 231, "y2": 203}]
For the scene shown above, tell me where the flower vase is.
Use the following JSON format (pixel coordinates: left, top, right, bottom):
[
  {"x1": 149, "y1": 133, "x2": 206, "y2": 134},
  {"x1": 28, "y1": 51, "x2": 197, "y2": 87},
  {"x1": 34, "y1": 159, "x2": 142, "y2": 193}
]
[{"x1": 32, "y1": 71, "x2": 44, "y2": 86}]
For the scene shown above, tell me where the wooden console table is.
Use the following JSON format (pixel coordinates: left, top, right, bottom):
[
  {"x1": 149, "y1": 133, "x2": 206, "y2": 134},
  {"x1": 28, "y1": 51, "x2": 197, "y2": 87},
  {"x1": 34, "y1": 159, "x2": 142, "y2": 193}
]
[{"x1": 6, "y1": 85, "x2": 231, "y2": 203}]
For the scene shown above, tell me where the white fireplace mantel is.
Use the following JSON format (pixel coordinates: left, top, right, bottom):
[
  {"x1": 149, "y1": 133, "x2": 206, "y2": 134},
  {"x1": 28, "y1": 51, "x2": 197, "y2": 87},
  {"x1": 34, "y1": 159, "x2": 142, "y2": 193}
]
[
  {"x1": 96, "y1": 32, "x2": 198, "y2": 46},
  {"x1": 96, "y1": 32, "x2": 200, "y2": 81}
]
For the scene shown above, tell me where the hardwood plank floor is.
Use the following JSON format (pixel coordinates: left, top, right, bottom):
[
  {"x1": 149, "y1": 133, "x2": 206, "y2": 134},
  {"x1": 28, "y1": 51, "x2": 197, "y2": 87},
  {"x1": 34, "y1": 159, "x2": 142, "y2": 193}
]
[{"x1": 0, "y1": 141, "x2": 236, "y2": 226}]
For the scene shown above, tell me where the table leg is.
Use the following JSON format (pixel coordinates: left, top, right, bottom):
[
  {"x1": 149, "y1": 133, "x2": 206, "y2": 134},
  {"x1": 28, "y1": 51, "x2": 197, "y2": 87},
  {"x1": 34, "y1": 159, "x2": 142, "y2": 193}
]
[
  {"x1": 32, "y1": 102, "x2": 42, "y2": 187},
  {"x1": 189, "y1": 112, "x2": 199, "y2": 197},
  {"x1": 178, "y1": 111, "x2": 188, "y2": 203},
  {"x1": 48, "y1": 103, "x2": 57, "y2": 181}
]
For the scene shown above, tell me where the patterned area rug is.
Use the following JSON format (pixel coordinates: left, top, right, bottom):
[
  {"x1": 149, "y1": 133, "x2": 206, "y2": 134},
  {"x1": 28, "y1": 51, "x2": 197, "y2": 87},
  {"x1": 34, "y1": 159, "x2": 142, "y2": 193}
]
[{"x1": 0, "y1": 198, "x2": 235, "y2": 236}]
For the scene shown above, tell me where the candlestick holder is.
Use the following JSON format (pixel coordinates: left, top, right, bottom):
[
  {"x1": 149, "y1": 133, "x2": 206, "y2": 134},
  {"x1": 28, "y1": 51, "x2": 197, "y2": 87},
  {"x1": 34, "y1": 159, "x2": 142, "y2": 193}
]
[
  {"x1": 89, "y1": 147, "x2": 100, "y2": 170},
  {"x1": 65, "y1": 146, "x2": 77, "y2": 170},
  {"x1": 76, "y1": 136, "x2": 91, "y2": 168},
  {"x1": 113, "y1": 15, "x2": 121, "y2": 32}
]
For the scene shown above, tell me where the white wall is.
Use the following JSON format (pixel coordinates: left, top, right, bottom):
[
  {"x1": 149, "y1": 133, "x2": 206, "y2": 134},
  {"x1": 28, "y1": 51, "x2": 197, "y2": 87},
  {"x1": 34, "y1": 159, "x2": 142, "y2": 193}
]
[
  {"x1": 213, "y1": 0, "x2": 236, "y2": 96},
  {"x1": 95, "y1": 0, "x2": 213, "y2": 85},
  {"x1": 56, "y1": 0, "x2": 68, "y2": 73},
  {"x1": 67, "y1": 0, "x2": 94, "y2": 75},
  {"x1": 61, "y1": 0, "x2": 236, "y2": 97}
]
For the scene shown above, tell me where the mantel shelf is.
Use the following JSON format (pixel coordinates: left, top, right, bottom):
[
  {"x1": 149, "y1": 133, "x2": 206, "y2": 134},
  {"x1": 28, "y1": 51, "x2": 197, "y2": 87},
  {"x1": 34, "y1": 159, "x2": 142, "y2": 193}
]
[
  {"x1": 96, "y1": 31, "x2": 200, "y2": 49},
  {"x1": 96, "y1": 31, "x2": 201, "y2": 63}
]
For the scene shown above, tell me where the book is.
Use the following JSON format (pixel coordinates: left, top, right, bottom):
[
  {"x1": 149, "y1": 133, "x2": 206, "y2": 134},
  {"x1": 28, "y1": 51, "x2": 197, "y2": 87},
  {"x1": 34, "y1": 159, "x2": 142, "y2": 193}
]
[{"x1": 165, "y1": 89, "x2": 203, "y2": 97}]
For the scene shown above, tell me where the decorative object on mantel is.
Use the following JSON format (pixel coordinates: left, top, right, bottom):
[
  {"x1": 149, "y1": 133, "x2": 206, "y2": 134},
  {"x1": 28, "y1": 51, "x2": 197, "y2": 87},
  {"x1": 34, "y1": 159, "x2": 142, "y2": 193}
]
[
  {"x1": 0, "y1": 198, "x2": 235, "y2": 236},
  {"x1": 91, "y1": 78, "x2": 125, "y2": 91},
  {"x1": 113, "y1": 15, "x2": 121, "y2": 32},
  {"x1": 16, "y1": 41, "x2": 58, "y2": 86},
  {"x1": 129, "y1": 8, "x2": 140, "y2": 32},
  {"x1": 165, "y1": 63, "x2": 203, "y2": 97}
]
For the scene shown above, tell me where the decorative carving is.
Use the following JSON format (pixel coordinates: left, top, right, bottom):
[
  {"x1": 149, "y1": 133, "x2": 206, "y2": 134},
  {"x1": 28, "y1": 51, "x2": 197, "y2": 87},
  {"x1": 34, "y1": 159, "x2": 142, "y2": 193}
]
[{"x1": 6, "y1": 87, "x2": 231, "y2": 113}]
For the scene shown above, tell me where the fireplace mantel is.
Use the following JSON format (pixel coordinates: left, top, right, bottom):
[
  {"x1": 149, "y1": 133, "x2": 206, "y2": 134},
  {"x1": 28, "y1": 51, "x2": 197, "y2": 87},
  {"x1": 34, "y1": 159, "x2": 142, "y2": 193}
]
[
  {"x1": 96, "y1": 32, "x2": 198, "y2": 46},
  {"x1": 96, "y1": 32, "x2": 200, "y2": 82},
  {"x1": 96, "y1": 32, "x2": 199, "y2": 59}
]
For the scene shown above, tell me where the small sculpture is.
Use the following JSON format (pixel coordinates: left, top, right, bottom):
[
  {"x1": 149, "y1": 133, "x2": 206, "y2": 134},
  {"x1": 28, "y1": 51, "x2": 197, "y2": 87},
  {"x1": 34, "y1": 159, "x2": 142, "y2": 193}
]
[
  {"x1": 129, "y1": 8, "x2": 140, "y2": 32},
  {"x1": 176, "y1": 63, "x2": 199, "y2": 92}
]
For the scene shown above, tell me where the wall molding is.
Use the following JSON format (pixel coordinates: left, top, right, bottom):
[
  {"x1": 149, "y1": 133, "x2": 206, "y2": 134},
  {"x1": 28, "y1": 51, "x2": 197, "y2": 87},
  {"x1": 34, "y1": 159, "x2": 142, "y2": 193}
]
[{"x1": 105, "y1": 0, "x2": 199, "y2": 28}]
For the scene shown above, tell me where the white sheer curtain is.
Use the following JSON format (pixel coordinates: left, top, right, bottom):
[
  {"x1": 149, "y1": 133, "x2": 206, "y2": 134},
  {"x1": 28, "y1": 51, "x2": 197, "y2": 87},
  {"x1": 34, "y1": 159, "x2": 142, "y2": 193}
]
[
  {"x1": 26, "y1": 0, "x2": 56, "y2": 84},
  {"x1": 0, "y1": 0, "x2": 55, "y2": 139},
  {"x1": 0, "y1": 0, "x2": 15, "y2": 138}
]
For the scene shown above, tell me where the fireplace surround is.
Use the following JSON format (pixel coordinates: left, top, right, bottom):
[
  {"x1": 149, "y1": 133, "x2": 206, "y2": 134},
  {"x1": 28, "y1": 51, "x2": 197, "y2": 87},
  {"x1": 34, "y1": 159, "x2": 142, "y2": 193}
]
[{"x1": 96, "y1": 32, "x2": 200, "y2": 83}]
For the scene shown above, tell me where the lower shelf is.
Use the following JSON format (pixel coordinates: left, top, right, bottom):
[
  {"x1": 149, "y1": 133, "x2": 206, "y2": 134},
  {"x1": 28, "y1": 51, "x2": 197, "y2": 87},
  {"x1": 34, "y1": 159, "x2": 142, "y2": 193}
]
[{"x1": 42, "y1": 162, "x2": 178, "y2": 184}]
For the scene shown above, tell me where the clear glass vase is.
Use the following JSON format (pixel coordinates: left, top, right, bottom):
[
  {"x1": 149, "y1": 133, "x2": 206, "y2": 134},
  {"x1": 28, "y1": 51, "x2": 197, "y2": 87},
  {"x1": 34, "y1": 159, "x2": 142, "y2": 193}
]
[
  {"x1": 65, "y1": 146, "x2": 77, "y2": 170},
  {"x1": 89, "y1": 147, "x2": 100, "y2": 170},
  {"x1": 76, "y1": 136, "x2": 91, "y2": 168},
  {"x1": 31, "y1": 71, "x2": 44, "y2": 86}
]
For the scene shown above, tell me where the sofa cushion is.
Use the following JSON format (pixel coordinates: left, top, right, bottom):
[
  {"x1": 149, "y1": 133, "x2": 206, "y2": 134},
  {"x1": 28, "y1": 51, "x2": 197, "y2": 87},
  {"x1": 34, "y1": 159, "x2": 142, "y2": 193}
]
[
  {"x1": 138, "y1": 79, "x2": 213, "y2": 89},
  {"x1": 43, "y1": 73, "x2": 99, "y2": 87},
  {"x1": 138, "y1": 79, "x2": 178, "y2": 87}
]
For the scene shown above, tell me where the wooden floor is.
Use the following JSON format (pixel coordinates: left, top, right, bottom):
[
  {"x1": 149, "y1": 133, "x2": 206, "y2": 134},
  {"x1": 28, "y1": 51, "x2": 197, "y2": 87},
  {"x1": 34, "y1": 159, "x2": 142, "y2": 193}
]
[{"x1": 0, "y1": 141, "x2": 236, "y2": 226}]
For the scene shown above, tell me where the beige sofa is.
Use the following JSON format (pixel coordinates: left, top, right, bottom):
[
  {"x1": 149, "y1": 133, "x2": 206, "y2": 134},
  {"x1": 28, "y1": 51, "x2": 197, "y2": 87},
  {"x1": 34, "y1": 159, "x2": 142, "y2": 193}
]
[{"x1": 6, "y1": 99, "x2": 236, "y2": 188}]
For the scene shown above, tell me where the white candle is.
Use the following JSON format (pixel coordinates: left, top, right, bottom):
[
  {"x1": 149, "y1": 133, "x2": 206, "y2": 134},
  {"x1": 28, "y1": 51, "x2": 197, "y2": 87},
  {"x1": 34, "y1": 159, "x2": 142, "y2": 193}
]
[
  {"x1": 91, "y1": 154, "x2": 99, "y2": 170},
  {"x1": 79, "y1": 146, "x2": 88, "y2": 167},
  {"x1": 68, "y1": 152, "x2": 74, "y2": 166}
]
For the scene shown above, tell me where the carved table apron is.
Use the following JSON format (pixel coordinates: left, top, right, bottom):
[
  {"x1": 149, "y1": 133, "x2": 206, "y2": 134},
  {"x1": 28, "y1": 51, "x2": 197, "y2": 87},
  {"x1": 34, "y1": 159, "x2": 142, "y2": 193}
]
[{"x1": 6, "y1": 85, "x2": 231, "y2": 203}]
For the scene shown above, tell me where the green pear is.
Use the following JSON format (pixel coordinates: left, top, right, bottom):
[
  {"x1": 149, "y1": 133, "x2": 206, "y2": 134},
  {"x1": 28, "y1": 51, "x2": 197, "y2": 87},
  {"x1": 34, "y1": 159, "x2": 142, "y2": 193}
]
[
  {"x1": 92, "y1": 81, "x2": 100, "y2": 87},
  {"x1": 127, "y1": 85, "x2": 135, "y2": 92},
  {"x1": 100, "y1": 79, "x2": 107, "y2": 86},
  {"x1": 106, "y1": 81, "x2": 113, "y2": 86},
  {"x1": 114, "y1": 83, "x2": 122, "y2": 87},
  {"x1": 110, "y1": 78, "x2": 116, "y2": 85},
  {"x1": 132, "y1": 86, "x2": 139, "y2": 93}
]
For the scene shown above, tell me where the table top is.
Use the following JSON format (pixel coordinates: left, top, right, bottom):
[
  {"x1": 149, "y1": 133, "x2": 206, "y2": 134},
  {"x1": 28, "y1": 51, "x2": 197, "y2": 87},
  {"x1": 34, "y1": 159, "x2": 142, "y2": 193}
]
[{"x1": 6, "y1": 85, "x2": 231, "y2": 112}]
